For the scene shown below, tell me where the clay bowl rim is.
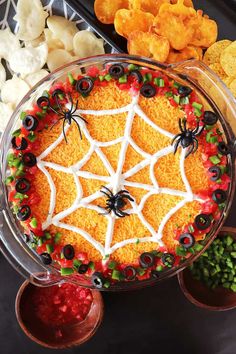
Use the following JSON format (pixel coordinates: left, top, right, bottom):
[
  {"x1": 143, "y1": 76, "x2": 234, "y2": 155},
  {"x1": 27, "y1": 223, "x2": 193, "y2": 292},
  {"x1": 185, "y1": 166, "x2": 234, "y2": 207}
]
[
  {"x1": 177, "y1": 226, "x2": 236, "y2": 312},
  {"x1": 15, "y1": 279, "x2": 104, "y2": 349}
]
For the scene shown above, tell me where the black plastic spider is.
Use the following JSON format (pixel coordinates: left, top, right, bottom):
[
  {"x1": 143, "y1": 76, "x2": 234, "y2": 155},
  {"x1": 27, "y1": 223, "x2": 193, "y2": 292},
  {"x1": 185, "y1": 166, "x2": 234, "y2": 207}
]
[
  {"x1": 99, "y1": 186, "x2": 134, "y2": 218},
  {"x1": 37, "y1": 90, "x2": 87, "y2": 143},
  {"x1": 171, "y1": 118, "x2": 204, "y2": 158}
]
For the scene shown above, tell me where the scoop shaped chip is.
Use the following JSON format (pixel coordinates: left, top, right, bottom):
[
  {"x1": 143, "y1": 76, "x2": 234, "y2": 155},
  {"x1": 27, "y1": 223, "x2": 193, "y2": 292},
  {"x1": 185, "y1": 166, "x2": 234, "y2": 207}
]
[
  {"x1": 14, "y1": 0, "x2": 48, "y2": 41},
  {"x1": 94, "y1": 0, "x2": 129, "y2": 24},
  {"x1": 159, "y1": 0, "x2": 196, "y2": 17},
  {"x1": 9, "y1": 43, "x2": 48, "y2": 75},
  {"x1": 170, "y1": 0, "x2": 193, "y2": 7},
  {"x1": 24, "y1": 34, "x2": 46, "y2": 48},
  {"x1": 0, "y1": 28, "x2": 21, "y2": 61},
  {"x1": 114, "y1": 9, "x2": 154, "y2": 39},
  {"x1": 166, "y1": 46, "x2": 202, "y2": 63},
  {"x1": 220, "y1": 41, "x2": 236, "y2": 77},
  {"x1": 0, "y1": 102, "x2": 14, "y2": 133},
  {"x1": 73, "y1": 31, "x2": 105, "y2": 58},
  {"x1": 47, "y1": 15, "x2": 78, "y2": 52},
  {"x1": 190, "y1": 11, "x2": 218, "y2": 48},
  {"x1": 1, "y1": 75, "x2": 30, "y2": 106},
  {"x1": 138, "y1": 0, "x2": 170, "y2": 16},
  {"x1": 0, "y1": 61, "x2": 6, "y2": 90},
  {"x1": 24, "y1": 69, "x2": 49, "y2": 87},
  {"x1": 203, "y1": 40, "x2": 232, "y2": 66},
  {"x1": 209, "y1": 63, "x2": 227, "y2": 82},
  {"x1": 47, "y1": 49, "x2": 74, "y2": 72},
  {"x1": 128, "y1": 31, "x2": 170, "y2": 62}
]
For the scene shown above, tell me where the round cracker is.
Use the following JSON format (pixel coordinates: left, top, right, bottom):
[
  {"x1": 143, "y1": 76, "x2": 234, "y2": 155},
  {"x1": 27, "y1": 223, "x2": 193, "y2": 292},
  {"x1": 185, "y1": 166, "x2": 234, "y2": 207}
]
[
  {"x1": 24, "y1": 69, "x2": 49, "y2": 87},
  {"x1": 203, "y1": 39, "x2": 232, "y2": 66},
  {"x1": 220, "y1": 41, "x2": 236, "y2": 77},
  {"x1": 229, "y1": 79, "x2": 236, "y2": 97},
  {"x1": 0, "y1": 28, "x2": 21, "y2": 61},
  {"x1": 47, "y1": 16, "x2": 78, "y2": 52},
  {"x1": 73, "y1": 30, "x2": 105, "y2": 58},
  {"x1": 47, "y1": 49, "x2": 73, "y2": 72}
]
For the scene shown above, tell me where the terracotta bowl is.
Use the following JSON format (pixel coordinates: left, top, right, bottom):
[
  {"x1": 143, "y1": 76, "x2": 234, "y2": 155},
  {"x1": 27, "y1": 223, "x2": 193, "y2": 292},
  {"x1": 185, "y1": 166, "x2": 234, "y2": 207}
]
[
  {"x1": 15, "y1": 280, "x2": 104, "y2": 349},
  {"x1": 178, "y1": 227, "x2": 236, "y2": 311}
]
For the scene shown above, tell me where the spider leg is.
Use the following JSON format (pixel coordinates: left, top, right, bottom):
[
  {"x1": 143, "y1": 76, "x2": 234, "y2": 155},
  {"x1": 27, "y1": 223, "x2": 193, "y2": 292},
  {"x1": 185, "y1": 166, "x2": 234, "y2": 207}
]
[
  {"x1": 62, "y1": 119, "x2": 68, "y2": 144},
  {"x1": 179, "y1": 118, "x2": 184, "y2": 132},
  {"x1": 99, "y1": 207, "x2": 111, "y2": 215},
  {"x1": 195, "y1": 125, "x2": 204, "y2": 136},
  {"x1": 192, "y1": 137, "x2": 198, "y2": 153},
  {"x1": 173, "y1": 138, "x2": 181, "y2": 154},
  {"x1": 70, "y1": 99, "x2": 78, "y2": 114},
  {"x1": 117, "y1": 208, "x2": 129, "y2": 217},
  {"x1": 50, "y1": 117, "x2": 64, "y2": 130},
  {"x1": 117, "y1": 189, "x2": 129, "y2": 195},
  {"x1": 100, "y1": 186, "x2": 113, "y2": 197},
  {"x1": 122, "y1": 194, "x2": 135, "y2": 202},
  {"x1": 72, "y1": 114, "x2": 88, "y2": 124},
  {"x1": 101, "y1": 191, "x2": 111, "y2": 198},
  {"x1": 171, "y1": 133, "x2": 182, "y2": 146},
  {"x1": 71, "y1": 117, "x2": 83, "y2": 140},
  {"x1": 192, "y1": 121, "x2": 199, "y2": 135},
  {"x1": 183, "y1": 118, "x2": 187, "y2": 131},
  {"x1": 185, "y1": 143, "x2": 194, "y2": 158},
  {"x1": 54, "y1": 94, "x2": 64, "y2": 114},
  {"x1": 114, "y1": 209, "x2": 126, "y2": 218}
]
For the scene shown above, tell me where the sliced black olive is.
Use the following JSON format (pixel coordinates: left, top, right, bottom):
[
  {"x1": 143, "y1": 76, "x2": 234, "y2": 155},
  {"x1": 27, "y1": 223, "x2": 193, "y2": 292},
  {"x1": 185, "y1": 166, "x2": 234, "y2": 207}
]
[
  {"x1": 217, "y1": 141, "x2": 231, "y2": 155},
  {"x1": 140, "y1": 83, "x2": 156, "y2": 98},
  {"x1": 62, "y1": 244, "x2": 75, "y2": 260},
  {"x1": 203, "y1": 111, "x2": 218, "y2": 125},
  {"x1": 52, "y1": 89, "x2": 64, "y2": 98},
  {"x1": 15, "y1": 178, "x2": 30, "y2": 193},
  {"x1": 194, "y1": 213, "x2": 211, "y2": 230},
  {"x1": 22, "y1": 115, "x2": 39, "y2": 131},
  {"x1": 16, "y1": 205, "x2": 31, "y2": 221},
  {"x1": 139, "y1": 252, "x2": 155, "y2": 268},
  {"x1": 178, "y1": 85, "x2": 192, "y2": 97},
  {"x1": 78, "y1": 264, "x2": 89, "y2": 274},
  {"x1": 76, "y1": 77, "x2": 94, "y2": 95},
  {"x1": 108, "y1": 64, "x2": 125, "y2": 79},
  {"x1": 22, "y1": 152, "x2": 37, "y2": 167},
  {"x1": 11, "y1": 137, "x2": 28, "y2": 150},
  {"x1": 179, "y1": 233, "x2": 195, "y2": 249},
  {"x1": 161, "y1": 253, "x2": 175, "y2": 267},
  {"x1": 212, "y1": 189, "x2": 227, "y2": 204},
  {"x1": 123, "y1": 266, "x2": 137, "y2": 281},
  {"x1": 208, "y1": 166, "x2": 221, "y2": 181},
  {"x1": 129, "y1": 69, "x2": 143, "y2": 84},
  {"x1": 37, "y1": 96, "x2": 50, "y2": 109},
  {"x1": 40, "y1": 252, "x2": 52, "y2": 265},
  {"x1": 91, "y1": 272, "x2": 105, "y2": 289}
]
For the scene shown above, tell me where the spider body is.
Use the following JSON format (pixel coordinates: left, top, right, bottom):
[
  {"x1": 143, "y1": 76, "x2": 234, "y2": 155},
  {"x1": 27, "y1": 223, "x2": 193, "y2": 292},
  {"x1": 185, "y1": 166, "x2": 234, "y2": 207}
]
[
  {"x1": 37, "y1": 90, "x2": 87, "y2": 143},
  {"x1": 172, "y1": 118, "x2": 204, "y2": 158},
  {"x1": 100, "y1": 186, "x2": 134, "y2": 218}
]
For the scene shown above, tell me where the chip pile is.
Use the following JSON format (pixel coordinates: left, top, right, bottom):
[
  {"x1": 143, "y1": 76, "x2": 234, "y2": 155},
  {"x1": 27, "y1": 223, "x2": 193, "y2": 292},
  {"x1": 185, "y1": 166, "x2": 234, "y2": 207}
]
[
  {"x1": 94, "y1": 0, "x2": 218, "y2": 64},
  {"x1": 203, "y1": 40, "x2": 236, "y2": 98},
  {"x1": 0, "y1": 0, "x2": 105, "y2": 133}
]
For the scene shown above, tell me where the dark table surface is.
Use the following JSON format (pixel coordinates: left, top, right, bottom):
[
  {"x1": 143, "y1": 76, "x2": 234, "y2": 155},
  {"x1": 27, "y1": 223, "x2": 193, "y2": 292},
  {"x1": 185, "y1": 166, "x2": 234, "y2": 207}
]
[
  {"x1": 1, "y1": 197, "x2": 236, "y2": 354},
  {"x1": 1, "y1": 1, "x2": 236, "y2": 354}
]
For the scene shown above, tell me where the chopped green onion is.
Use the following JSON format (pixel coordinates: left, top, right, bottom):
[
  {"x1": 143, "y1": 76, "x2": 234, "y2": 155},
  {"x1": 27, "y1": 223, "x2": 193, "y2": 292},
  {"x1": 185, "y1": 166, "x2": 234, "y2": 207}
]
[
  {"x1": 36, "y1": 112, "x2": 44, "y2": 119},
  {"x1": 205, "y1": 125, "x2": 213, "y2": 130},
  {"x1": 143, "y1": 73, "x2": 152, "y2": 83},
  {"x1": 88, "y1": 261, "x2": 95, "y2": 270},
  {"x1": 73, "y1": 259, "x2": 82, "y2": 268},
  {"x1": 154, "y1": 77, "x2": 164, "y2": 87},
  {"x1": 104, "y1": 74, "x2": 112, "y2": 81},
  {"x1": 68, "y1": 73, "x2": 76, "y2": 85},
  {"x1": 118, "y1": 75, "x2": 127, "y2": 83},
  {"x1": 44, "y1": 232, "x2": 51, "y2": 240},
  {"x1": 173, "y1": 81, "x2": 180, "y2": 88},
  {"x1": 192, "y1": 102, "x2": 203, "y2": 110},
  {"x1": 104, "y1": 280, "x2": 111, "y2": 288},
  {"x1": 60, "y1": 267, "x2": 74, "y2": 276},
  {"x1": 193, "y1": 243, "x2": 204, "y2": 252},
  {"x1": 108, "y1": 260, "x2": 117, "y2": 270},
  {"x1": 128, "y1": 64, "x2": 139, "y2": 71},
  {"x1": 188, "y1": 225, "x2": 195, "y2": 233},
  {"x1": 54, "y1": 232, "x2": 62, "y2": 244},
  {"x1": 30, "y1": 217, "x2": 38, "y2": 229},
  {"x1": 99, "y1": 75, "x2": 105, "y2": 81},
  {"x1": 27, "y1": 132, "x2": 36, "y2": 142},
  {"x1": 20, "y1": 111, "x2": 27, "y2": 120},
  {"x1": 112, "y1": 269, "x2": 123, "y2": 281},
  {"x1": 137, "y1": 267, "x2": 145, "y2": 276},
  {"x1": 156, "y1": 265, "x2": 163, "y2": 272},
  {"x1": 37, "y1": 238, "x2": 43, "y2": 246},
  {"x1": 194, "y1": 108, "x2": 202, "y2": 117},
  {"x1": 180, "y1": 96, "x2": 189, "y2": 105},
  {"x1": 42, "y1": 90, "x2": 49, "y2": 98},
  {"x1": 14, "y1": 192, "x2": 28, "y2": 201},
  {"x1": 5, "y1": 176, "x2": 14, "y2": 185},
  {"x1": 12, "y1": 129, "x2": 21, "y2": 137},
  {"x1": 165, "y1": 91, "x2": 173, "y2": 98},
  {"x1": 173, "y1": 95, "x2": 180, "y2": 104},
  {"x1": 136, "y1": 238, "x2": 140, "y2": 244},
  {"x1": 209, "y1": 155, "x2": 221, "y2": 165},
  {"x1": 176, "y1": 246, "x2": 187, "y2": 257},
  {"x1": 46, "y1": 244, "x2": 54, "y2": 254}
]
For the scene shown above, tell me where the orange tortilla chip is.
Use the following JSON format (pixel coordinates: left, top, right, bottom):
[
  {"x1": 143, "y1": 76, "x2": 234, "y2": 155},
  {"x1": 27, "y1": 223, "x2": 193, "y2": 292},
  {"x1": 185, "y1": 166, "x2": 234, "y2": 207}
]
[
  {"x1": 130, "y1": 0, "x2": 170, "y2": 16},
  {"x1": 114, "y1": 9, "x2": 154, "y2": 39},
  {"x1": 166, "y1": 46, "x2": 202, "y2": 63},
  {"x1": 94, "y1": 0, "x2": 129, "y2": 24},
  {"x1": 190, "y1": 10, "x2": 218, "y2": 48},
  {"x1": 128, "y1": 30, "x2": 170, "y2": 62},
  {"x1": 170, "y1": 0, "x2": 194, "y2": 7}
]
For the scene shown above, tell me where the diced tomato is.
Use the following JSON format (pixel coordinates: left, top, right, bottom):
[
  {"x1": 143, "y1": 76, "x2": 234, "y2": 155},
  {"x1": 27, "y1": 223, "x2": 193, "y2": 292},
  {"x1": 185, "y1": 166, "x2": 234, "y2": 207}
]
[
  {"x1": 169, "y1": 98, "x2": 178, "y2": 107},
  {"x1": 86, "y1": 66, "x2": 100, "y2": 77}
]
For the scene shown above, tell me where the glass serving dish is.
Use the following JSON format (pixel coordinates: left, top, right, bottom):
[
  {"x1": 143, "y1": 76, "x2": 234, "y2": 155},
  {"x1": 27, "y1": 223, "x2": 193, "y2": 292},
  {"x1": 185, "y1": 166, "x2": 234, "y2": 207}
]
[{"x1": 0, "y1": 54, "x2": 236, "y2": 291}]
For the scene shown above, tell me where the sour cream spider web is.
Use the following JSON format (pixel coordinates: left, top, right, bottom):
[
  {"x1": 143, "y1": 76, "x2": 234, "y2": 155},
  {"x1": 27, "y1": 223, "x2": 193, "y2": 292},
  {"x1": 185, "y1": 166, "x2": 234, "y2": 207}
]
[{"x1": 36, "y1": 93, "x2": 204, "y2": 259}]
